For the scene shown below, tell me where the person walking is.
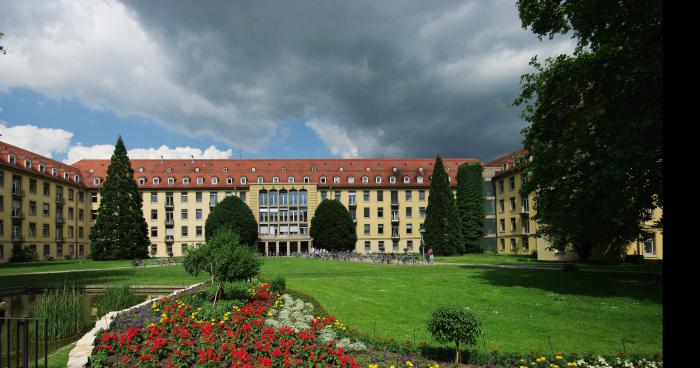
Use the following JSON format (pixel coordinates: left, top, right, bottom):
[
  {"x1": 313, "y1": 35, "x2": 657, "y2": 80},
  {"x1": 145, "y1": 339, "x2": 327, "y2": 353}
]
[{"x1": 427, "y1": 246, "x2": 433, "y2": 263}]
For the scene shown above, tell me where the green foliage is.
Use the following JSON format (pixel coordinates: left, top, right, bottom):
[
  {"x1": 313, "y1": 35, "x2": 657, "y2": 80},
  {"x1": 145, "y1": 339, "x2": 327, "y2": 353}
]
[
  {"x1": 183, "y1": 230, "x2": 262, "y2": 305},
  {"x1": 424, "y1": 155, "x2": 464, "y2": 256},
  {"x1": 309, "y1": 199, "x2": 357, "y2": 251},
  {"x1": 96, "y1": 285, "x2": 136, "y2": 317},
  {"x1": 33, "y1": 284, "x2": 87, "y2": 339},
  {"x1": 205, "y1": 195, "x2": 258, "y2": 245},
  {"x1": 456, "y1": 162, "x2": 485, "y2": 253},
  {"x1": 89, "y1": 136, "x2": 150, "y2": 260},
  {"x1": 514, "y1": 0, "x2": 662, "y2": 260},
  {"x1": 9, "y1": 244, "x2": 38, "y2": 262},
  {"x1": 427, "y1": 305, "x2": 482, "y2": 364},
  {"x1": 269, "y1": 275, "x2": 286, "y2": 294}
]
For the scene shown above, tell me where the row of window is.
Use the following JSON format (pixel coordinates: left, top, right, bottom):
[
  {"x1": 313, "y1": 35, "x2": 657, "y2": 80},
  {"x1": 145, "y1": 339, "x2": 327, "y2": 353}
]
[
  {"x1": 497, "y1": 197, "x2": 529, "y2": 213},
  {"x1": 497, "y1": 174, "x2": 527, "y2": 194},
  {"x1": 151, "y1": 208, "x2": 207, "y2": 221},
  {"x1": 362, "y1": 223, "x2": 423, "y2": 236},
  {"x1": 150, "y1": 226, "x2": 203, "y2": 238},
  {"x1": 140, "y1": 191, "x2": 247, "y2": 205},
  {"x1": 498, "y1": 217, "x2": 531, "y2": 233},
  {"x1": 4, "y1": 175, "x2": 85, "y2": 202},
  {"x1": 363, "y1": 240, "x2": 417, "y2": 252},
  {"x1": 499, "y1": 237, "x2": 530, "y2": 252},
  {"x1": 317, "y1": 190, "x2": 427, "y2": 203},
  {"x1": 2, "y1": 221, "x2": 85, "y2": 239},
  {"x1": 121, "y1": 174, "x2": 430, "y2": 187},
  {"x1": 353, "y1": 206, "x2": 426, "y2": 219},
  {"x1": 0, "y1": 243, "x2": 85, "y2": 259},
  {"x1": 0, "y1": 196, "x2": 85, "y2": 219},
  {"x1": 3, "y1": 158, "x2": 81, "y2": 183}
]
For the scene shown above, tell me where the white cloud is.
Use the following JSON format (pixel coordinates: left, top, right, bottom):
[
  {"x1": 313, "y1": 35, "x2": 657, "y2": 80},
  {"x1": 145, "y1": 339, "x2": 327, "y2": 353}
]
[
  {"x1": 65, "y1": 143, "x2": 232, "y2": 164},
  {"x1": 0, "y1": 121, "x2": 73, "y2": 158},
  {"x1": 305, "y1": 120, "x2": 403, "y2": 158}
]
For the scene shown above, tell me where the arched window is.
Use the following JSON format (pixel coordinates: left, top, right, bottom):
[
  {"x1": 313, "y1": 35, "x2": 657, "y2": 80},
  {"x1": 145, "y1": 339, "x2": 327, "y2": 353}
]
[
  {"x1": 303, "y1": 176, "x2": 310, "y2": 183},
  {"x1": 362, "y1": 176, "x2": 369, "y2": 183},
  {"x1": 240, "y1": 176, "x2": 247, "y2": 184},
  {"x1": 152, "y1": 177, "x2": 160, "y2": 185},
  {"x1": 183, "y1": 176, "x2": 191, "y2": 184},
  {"x1": 403, "y1": 176, "x2": 410, "y2": 183},
  {"x1": 320, "y1": 176, "x2": 327, "y2": 184},
  {"x1": 24, "y1": 159, "x2": 32, "y2": 169},
  {"x1": 333, "y1": 176, "x2": 340, "y2": 183},
  {"x1": 212, "y1": 176, "x2": 219, "y2": 184},
  {"x1": 196, "y1": 177, "x2": 204, "y2": 184},
  {"x1": 288, "y1": 176, "x2": 295, "y2": 183},
  {"x1": 226, "y1": 177, "x2": 233, "y2": 184},
  {"x1": 8, "y1": 154, "x2": 16, "y2": 164},
  {"x1": 375, "y1": 176, "x2": 382, "y2": 184},
  {"x1": 348, "y1": 176, "x2": 355, "y2": 183},
  {"x1": 138, "y1": 177, "x2": 146, "y2": 185},
  {"x1": 168, "y1": 177, "x2": 176, "y2": 185},
  {"x1": 257, "y1": 176, "x2": 264, "y2": 183},
  {"x1": 272, "y1": 176, "x2": 280, "y2": 183},
  {"x1": 39, "y1": 164, "x2": 45, "y2": 173},
  {"x1": 389, "y1": 176, "x2": 396, "y2": 184},
  {"x1": 259, "y1": 190, "x2": 268, "y2": 206},
  {"x1": 417, "y1": 176, "x2": 424, "y2": 184},
  {"x1": 289, "y1": 189, "x2": 298, "y2": 205},
  {"x1": 93, "y1": 177, "x2": 101, "y2": 185}
]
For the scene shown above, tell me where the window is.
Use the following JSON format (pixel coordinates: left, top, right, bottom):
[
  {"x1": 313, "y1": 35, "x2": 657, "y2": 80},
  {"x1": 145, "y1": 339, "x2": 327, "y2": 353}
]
[
  {"x1": 196, "y1": 209, "x2": 203, "y2": 220},
  {"x1": 522, "y1": 237, "x2": 529, "y2": 251},
  {"x1": 272, "y1": 176, "x2": 280, "y2": 184},
  {"x1": 375, "y1": 176, "x2": 382, "y2": 184},
  {"x1": 361, "y1": 176, "x2": 369, "y2": 184},
  {"x1": 378, "y1": 241, "x2": 385, "y2": 251},
  {"x1": 521, "y1": 173, "x2": 528, "y2": 185},
  {"x1": 363, "y1": 208, "x2": 370, "y2": 218},
  {"x1": 150, "y1": 209, "x2": 157, "y2": 220},
  {"x1": 348, "y1": 176, "x2": 354, "y2": 183},
  {"x1": 181, "y1": 209, "x2": 188, "y2": 220},
  {"x1": 498, "y1": 180, "x2": 504, "y2": 193},
  {"x1": 407, "y1": 240, "x2": 414, "y2": 250},
  {"x1": 227, "y1": 177, "x2": 234, "y2": 184},
  {"x1": 29, "y1": 201, "x2": 36, "y2": 216},
  {"x1": 196, "y1": 192, "x2": 203, "y2": 203},
  {"x1": 303, "y1": 176, "x2": 310, "y2": 183},
  {"x1": 196, "y1": 177, "x2": 204, "y2": 185},
  {"x1": 151, "y1": 193, "x2": 158, "y2": 203},
  {"x1": 643, "y1": 234, "x2": 657, "y2": 256},
  {"x1": 29, "y1": 223, "x2": 37, "y2": 238},
  {"x1": 183, "y1": 176, "x2": 191, "y2": 185},
  {"x1": 406, "y1": 224, "x2": 413, "y2": 234},
  {"x1": 181, "y1": 226, "x2": 188, "y2": 237},
  {"x1": 79, "y1": 209, "x2": 84, "y2": 221},
  {"x1": 378, "y1": 224, "x2": 384, "y2": 234},
  {"x1": 419, "y1": 190, "x2": 426, "y2": 201},
  {"x1": 500, "y1": 239, "x2": 505, "y2": 251},
  {"x1": 168, "y1": 177, "x2": 175, "y2": 185},
  {"x1": 405, "y1": 191, "x2": 412, "y2": 201},
  {"x1": 212, "y1": 176, "x2": 219, "y2": 184},
  {"x1": 364, "y1": 224, "x2": 370, "y2": 235},
  {"x1": 320, "y1": 176, "x2": 327, "y2": 184},
  {"x1": 348, "y1": 191, "x2": 356, "y2": 205},
  {"x1": 333, "y1": 176, "x2": 340, "y2": 184},
  {"x1": 377, "y1": 191, "x2": 383, "y2": 201},
  {"x1": 510, "y1": 197, "x2": 516, "y2": 211},
  {"x1": 152, "y1": 177, "x2": 160, "y2": 185},
  {"x1": 522, "y1": 197, "x2": 529, "y2": 212},
  {"x1": 43, "y1": 203, "x2": 50, "y2": 217},
  {"x1": 68, "y1": 188, "x2": 74, "y2": 200},
  {"x1": 510, "y1": 238, "x2": 516, "y2": 251},
  {"x1": 320, "y1": 191, "x2": 327, "y2": 201},
  {"x1": 44, "y1": 183, "x2": 50, "y2": 196},
  {"x1": 499, "y1": 199, "x2": 505, "y2": 213},
  {"x1": 257, "y1": 176, "x2": 264, "y2": 183},
  {"x1": 240, "y1": 177, "x2": 247, "y2": 184},
  {"x1": 377, "y1": 207, "x2": 384, "y2": 218},
  {"x1": 196, "y1": 226, "x2": 203, "y2": 237},
  {"x1": 181, "y1": 192, "x2": 188, "y2": 203},
  {"x1": 403, "y1": 176, "x2": 410, "y2": 183},
  {"x1": 510, "y1": 218, "x2": 517, "y2": 231},
  {"x1": 51, "y1": 168, "x2": 58, "y2": 176},
  {"x1": 91, "y1": 210, "x2": 98, "y2": 221},
  {"x1": 334, "y1": 191, "x2": 341, "y2": 201},
  {"x1": 151, "y1": 227, "x2": 158, "y2": 237},
  {"x1": 210, "y1": 192, "x2": 218, "y2": 206},
  {"x1": 389, "y1": 176, "x2": 396, "y2": 183},
  {"x1": 364, "y1": 241, "x2": 371, "y2": 252},
  {"x1": 417, "y1": 176, "x2": 424, "y2": 184},
  {"x1": 8, "y1": 154, "x2": 16, "y2": 164},
  {"x1": 68, "y1": 207, "x2": 73, "y2": 219},
  {"x1": 42, "y1": 224, "x2": 50, "y2": 238},
  {"x1": 363, "y1": 191, "x2": 370, "y2": 201},
  {"x1": 239, "y1": 191, "x2": 247, "y2": 203},
  {"x1": 406, "y1": 207, "x2": 412, "y2": 218},
  {"x1": 509, "y1": 177, "x2": 516, "y2": 191},
  {"x1": 79, "y1": 191, "x2": 85, "y2": 203},
  {"x1": 43, "y1": 244, "x2": 50, "y2": 256},
  {"x1": 499, "y1": 219, "x2": 506, "y2": 232},
  {"x1": 29, "y1": 179, "x2": 37, "y2": 193},
  {"x1": 287, "y1": 176, "x2": 295, "y2": 183}
]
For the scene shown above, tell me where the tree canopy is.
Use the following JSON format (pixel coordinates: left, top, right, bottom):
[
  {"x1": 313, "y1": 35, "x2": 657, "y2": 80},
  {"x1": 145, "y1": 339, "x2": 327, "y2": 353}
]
[
  {"x1": 424, "y1": 155, "x2": 464, "y2": 256},
  {"x1": 205, "y1": 195, "x2": 258, "y2": 246},
  {"x1": 514, "y1": 0, "x2": 662, "y2": 259},
  {"x1": 309, "y1": 199, "x2": 357, "y2": 251},
  {"x1": 456, "y1": 162, "x2": 484, "y2": 253},
  {"x1": 89, "y1": 136, "x2": 150, "y2": 260}
]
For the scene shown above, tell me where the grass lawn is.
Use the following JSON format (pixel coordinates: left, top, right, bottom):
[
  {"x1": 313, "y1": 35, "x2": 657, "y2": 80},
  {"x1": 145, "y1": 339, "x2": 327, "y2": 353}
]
[
  {"x1": 0, "y1": 259, "x2": 134, "y2": 276},
  {"x1": 41, "y1": 342, "x2": 76, "y2": 368},
  {"x1": 435, "y1": 253, "x2": 663, "y2": 272},
  {"x1": 1, "y1": 257, "x2": 662, "y2": 355},
  {"x1": 260, "y1": 258, "x2": 662, "y2": 355}
]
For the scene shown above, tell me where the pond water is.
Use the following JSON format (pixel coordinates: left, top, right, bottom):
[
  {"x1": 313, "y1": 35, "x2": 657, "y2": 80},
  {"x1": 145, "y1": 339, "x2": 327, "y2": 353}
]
[{"x1": 0, "y1": 290, "x2": 165, "y2": 364}]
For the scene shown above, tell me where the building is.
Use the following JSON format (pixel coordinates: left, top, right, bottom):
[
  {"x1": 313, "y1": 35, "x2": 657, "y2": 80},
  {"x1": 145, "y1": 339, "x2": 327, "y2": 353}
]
[
  {"x1": 488, "y1": 150, "x2": 663, "y2": 261},
  {"x1": 0, "y1": 143, "x2": 93, "y2": 262},
  {"x1": 1, "y1": 140, "x2": 503, "y2": 261}
]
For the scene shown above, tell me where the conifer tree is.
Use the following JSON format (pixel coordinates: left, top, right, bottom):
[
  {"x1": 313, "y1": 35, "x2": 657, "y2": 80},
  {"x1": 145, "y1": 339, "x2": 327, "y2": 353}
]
[
  {"x1": 456, "y1": 162, "x2": 485, "y2": 253},
  {"x1": 89, "y1": 136, "x2": 149, "y2": 260},
  {"x1": 424, "y1": 155, "x2": 464, "y2": 256}
]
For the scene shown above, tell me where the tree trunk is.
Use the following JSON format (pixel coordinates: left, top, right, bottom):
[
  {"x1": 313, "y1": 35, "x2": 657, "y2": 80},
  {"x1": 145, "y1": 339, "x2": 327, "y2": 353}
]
[
  {"x1": 212, "y1": 282, "x2": 220, "y2": 308},
  {"x1": 455, "y1": 340, "x2": 460, "y2": 366}
]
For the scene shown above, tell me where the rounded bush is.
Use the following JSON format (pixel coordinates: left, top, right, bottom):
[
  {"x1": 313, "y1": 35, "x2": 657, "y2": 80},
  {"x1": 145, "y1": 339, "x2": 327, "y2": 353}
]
[
  {"x1": 205, "y1": 195, "x2": 258, "y2": 246},
  {"x1": 309, "y1": 199, "x2": 357, "y2": 251}
]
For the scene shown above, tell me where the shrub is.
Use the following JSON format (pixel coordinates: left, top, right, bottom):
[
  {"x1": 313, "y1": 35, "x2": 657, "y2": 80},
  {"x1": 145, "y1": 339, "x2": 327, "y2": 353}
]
[
  {"x1": 270, "y1": 276, "x2": 286, "y2": 294},
  {"x1": 9, "y1": 245, "x2": 38, "y2": 262},
  {"x1": 426, "y1": 305, "x2": 482, "y2": 364},
  {"x1": 183, "y1": 230, "x2": 262, "y2": 306},
  {"x1": 205, "y1": 195, "x2": 258, "y2": 245},
  {"x1": 625, "y1": 254, "x2": 645, "y2": 264},
  {"x1": 97, "y1": 285, "x2": 136, "y2": 317},
  {"x1": 309, "y1": 199, "x2": 357, "y2": 251},
  {"x1": 563, "y1": 263, "x2": 579, "y2": 272}
]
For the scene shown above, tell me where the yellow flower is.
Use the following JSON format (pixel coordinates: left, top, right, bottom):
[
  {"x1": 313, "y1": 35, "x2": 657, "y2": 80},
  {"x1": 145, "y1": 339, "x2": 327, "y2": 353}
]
[
  {"x1": 268, "y1": 311, "x2": 274, "y2": 317},
  {"x1": 556, "y1": 355, "x2": 563, "y2": 360},
  {"x1": 368, "y1": 365, "x2": 378, "y2": 368},
  {"x1": 406, "y1": 361, "x2": 413, "y2": 367},
  {"x1": 567, "y1": 363, "x2": 577, "y2": 367}
]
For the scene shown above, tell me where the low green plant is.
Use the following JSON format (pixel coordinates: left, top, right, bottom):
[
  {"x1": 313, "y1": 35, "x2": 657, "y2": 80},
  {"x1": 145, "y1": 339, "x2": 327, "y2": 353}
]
[
  {"x1": 270, "y1": 276, "x2": 286, "y2": 293},
  {"x1": 96, "y1": 285, "x2": 136, "y2": 316},
  {"x1": 33, "y1": 284, "x2": 87, "y2": 339},
  {"x1": 427, "y1": 305, "x2": 482, "y2": 365}
]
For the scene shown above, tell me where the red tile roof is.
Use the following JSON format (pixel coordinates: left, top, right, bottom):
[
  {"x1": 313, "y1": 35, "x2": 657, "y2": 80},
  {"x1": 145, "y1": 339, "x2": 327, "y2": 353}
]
[
  {"x1": 0, "y1": 140, "x2": 84, "y2": 186},
  {"x1": 71, "y1": 157, "x2": 482, "y2": 189}
]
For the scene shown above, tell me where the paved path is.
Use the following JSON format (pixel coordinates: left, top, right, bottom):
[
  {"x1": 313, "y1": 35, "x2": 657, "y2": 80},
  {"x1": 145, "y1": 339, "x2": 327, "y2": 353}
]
[{"x1": 0, "y1": 263, "x2": 180, "y2": 277}]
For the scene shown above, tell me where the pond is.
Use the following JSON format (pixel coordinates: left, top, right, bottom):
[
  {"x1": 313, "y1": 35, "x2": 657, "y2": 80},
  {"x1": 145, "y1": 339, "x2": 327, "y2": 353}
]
[{"x1": 0, "y1": 288, "x2": 167, "y2": 364}]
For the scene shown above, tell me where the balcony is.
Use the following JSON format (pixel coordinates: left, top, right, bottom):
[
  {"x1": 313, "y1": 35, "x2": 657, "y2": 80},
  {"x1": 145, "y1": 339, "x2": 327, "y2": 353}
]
[
  {"x1": 165, "y1": 235, "x2": 175, "y2": 243},
  {"x1": 391, "y1": 216, "x2": 399, "y2": 223},
  {"x1": 522, "y1": 228, "x2": 531, "y2": 235},
  {"x1": 11, "y1": 210, "x2": 25, "y2": 220},
  {"x1": 12, "y1": 187, "x2": 25, "y2": 198},
  {"x1": 55, "y1": 236, "x2": 65, "y2": 243},
  {"x1": 56, "y1": 215, "x2": 64, "y2": 224},
  {"x1": 11, "y1": 234, "x2": 24, "y2": 242},
  {"x1": 258, "y1": 233, "x2": 311, "y2": 240},
  {"x1": 165, "y1": 200, "x2": 175, "y2": 209},
  {"x1": 391, "y1": 200, "x2": 399, "y2": 207},
  {"x1": 165, "y1": 218, "x2": 175, "y2": 227},
  {"x1": 209, "y1": 200, "x2": 218, "y2": 208},
  {"x1": 348, "y1": 198, "x2": 357, "y2": 206},
  {"x1": 56, "y1": 194, "x2": 64, "y2": 205},
  {"x1": 391, "y1": 232, "x2": 400, "y2": 240},
  {"x1": 520, "y1": 207, "x2": 529, "y2": 214}
]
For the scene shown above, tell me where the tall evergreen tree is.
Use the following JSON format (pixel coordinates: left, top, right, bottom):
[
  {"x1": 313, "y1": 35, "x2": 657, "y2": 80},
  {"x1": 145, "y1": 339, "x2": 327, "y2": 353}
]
[
  {"x1": 424, "y1": 155, "x2": 464, "y2": 256},
  {"x1": 456, "y1": 162, "x2": 484, "y2": 253},
  {"x1": 89, "y1": 136, "x2": 149, "y2": 260}
]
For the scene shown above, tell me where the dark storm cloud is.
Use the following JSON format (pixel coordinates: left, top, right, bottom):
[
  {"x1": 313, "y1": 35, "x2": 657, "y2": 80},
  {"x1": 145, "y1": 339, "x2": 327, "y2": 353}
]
[{"x1": 120, "y1": 0, "x2": 572, "y2": 160}]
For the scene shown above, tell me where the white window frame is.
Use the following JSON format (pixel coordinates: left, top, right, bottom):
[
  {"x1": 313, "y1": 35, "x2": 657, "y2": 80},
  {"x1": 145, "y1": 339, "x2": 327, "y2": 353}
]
[
  {"x1": 212, "y1": 177, "x2": 219, "y2": 184},
  {"x1": 288, "y1": 176, "x2": 295, "y2": 183},
  {"x1": 226, "y1": 177, "x2": 233, "y2": 184},
  {"x1": 417, "y1": 176, "x2": 424, "y2": 184},
  {"x1": 240, "y1": 177, "x2": 247, "y2": 184},
  {"x1": 272, "y1": 176, "x2": 279, "y2": 183},
  {"x1": 153, "y1": 177, "x2": 160, "y2": 185},
  {"x1": 93, "y1": 177, "x2": 101, "y2": 185},
  {"x1": 196, "y1": 177, "x2": 204, "y2": 185},
  {"x1": 168, "y1": 177, "x2": 175, "y2": 185},
  {"x1": 25, "y1": 159, "x2": 32, "y2": 169},
  {"x1": 333, "y1": 176, "x2": 340, "y2": 184},
  {"x1": 362, "y1": 176, "x2": 369, "y2": 183},
  {"x1": 375, "y1": 176, "x2": 382, "y2": 184},
  {"x1": 303, "y1": 176, "x2": 310, "y2": 183},
  {"x1": 257, "y1": 176, "x2": 264, "y2": 184},
  {"x1": 389, "y1": 176, "x2": 396, "y2": 184},
  {"x1": 183, "y1": 176, "x2": 191, "y2": 185},
  {"x1": 8, "y1": 154, "x2": 16, "y2": 164},
  {"x1": 320, "y1": 176, "x2": 327, "y2": 184},
  {"x1": 138, "y1": 177, "x2": 146, "y2": 185},
  {"x1": 348, "y1": 176, "x2": 354, "y2": 183}
]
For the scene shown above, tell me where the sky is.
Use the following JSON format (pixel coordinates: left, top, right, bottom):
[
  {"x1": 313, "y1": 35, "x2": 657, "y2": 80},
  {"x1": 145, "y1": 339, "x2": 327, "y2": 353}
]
[{"x1": 0, "y1": 0, "x2": 574, "y2": 164}]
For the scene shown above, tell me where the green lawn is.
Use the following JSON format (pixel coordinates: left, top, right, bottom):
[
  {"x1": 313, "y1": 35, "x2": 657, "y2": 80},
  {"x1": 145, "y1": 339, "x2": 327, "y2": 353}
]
[
  {"x1": 0, "y1": 259, "x2": 134, "y2": 276},
  {"x1": 435, "y1": 253, "x2": 663, "y2": 272},
  {"x1": 260, "y1": 258, "x2": 662, "y2": 355},
  {"x1": 0, "y1": 257, "x2": 662, "y2": 355}
]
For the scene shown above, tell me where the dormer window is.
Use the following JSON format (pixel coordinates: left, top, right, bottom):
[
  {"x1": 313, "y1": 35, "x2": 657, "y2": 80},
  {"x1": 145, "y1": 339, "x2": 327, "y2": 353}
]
[
  {"x1": 389, "y1": 176, "x2": 396, "y2": 184},
  {"x1": 138, "y1": 167, "x2": 144, "y2": 173},
  {"x1": 196, "y1": 177, "x2": 204, "y2": 185},
  {"x1": 251, "y1": 167, "x2": 256, "y2": 172},
  {"x1": 138, "y1": 177, "x2": 146, "y2": 185},
  {"x1": 183, "y1": 176, "x2": 190, "y2": 185},
  {"x1": 212, "y1": 177, "x2": 219, "y2": 184},
  {"x1": 39, "y1": 164, "x2": 45, "y2": 173},
  {"x1": 257, "y1": 176, "x2": 264, "y2": 183},
  {"x1": 223, "y1": 167, "x2": 228, "y2": 173},
  {"x1": 8, "y1": 154, "x2": 16, "y2": 164},
  {"x1": 52, "y1": 168, "x2": 58, "y2": 176},
  {"x1": 25, "y1": 159, "x2": 32, "y2": 169},
  {"x1": 366, "y1": 167, "x2": 371, "y2": 172},
  {"x1": 333, "y1": 176, "x2": 340, "y2": 184},
  {"x1": 320, "y1": 176, "x2": 327, "y2": 184},
  {"x1": 375, "y1": 176, "x2": 382, "y2": 184},
  {"x1": 339, "y1": 167, "x2": 344, "y2": 172},
  {"x1": 64, "y1": 172, "x2": 69, "y2": 180},
  {"x1": 167, "y1": 167, "x2": 172, "y2": 173},
  {"x1": 281, "y1": 167, "x2": 287, "y2": 172},
  {"x1": 311, "y1": 166, "x2": 316, "y2": 172},
  {"x1": 168, "y1": 177, "x2": 175, "y2": 185},
  {"x1": 74, "y1": 175, "x2": 80, "y2": 183},
  {"x1": 152, "y1": 177, "x2": 160, "y2": 185},
  {"x1": 195, "y1": 167, "x2": 201, "y2": 173},
  {"x1": 362, "y1": 176, "x2": 369, "y2": 183},
  {"x1": 392, "y1": 167, "x2": 397, "y2": 173},
  {"x1": 272, "y1": 176, "x2": 279, "y2": 183},
  {"x1": 226, "y1": 177, "x2": 233, "y2": 184},
  {"x1": 288, "y1": 176, "x2": 295, "y2": 183},
  {"x1": 303, "y1": 176, "x2": 310, "y2": 183},
  {"x1": 240, "y1": 176, "x2": 247, "y2": 184},
  {"x1": 403, "y1": 176, "x2": 410, "y2": 183},
  {"x1": 93, "y1": 177, "x2": 101, "y2": 185},
  {"x1": 348, "y1": 176, "x2": 355, "y2": 184},
  {"x1": 417, "y1": 176, "x2": 424, "y2": 184}
]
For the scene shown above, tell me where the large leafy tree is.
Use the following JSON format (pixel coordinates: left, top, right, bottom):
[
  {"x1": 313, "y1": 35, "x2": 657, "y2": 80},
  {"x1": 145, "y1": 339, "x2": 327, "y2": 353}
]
[
  {"x1": 309, "y1": 199, "x2": 357, "y2": 251},
  {"x1": 90, "y1": 136, "x2": 149, "y2": 260},
  {"x1": 205, "y1": 195, "x2": 258, "y2": 246},
  {"x1": 513, "y1": 0, "x2": 662, "y2": 260},
  {"x1": 456, "y1": 162, "x2": 484, "y2": 253},
  {"x1": 424, "y1": 155, "x2": 464, "y2": 256}
]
